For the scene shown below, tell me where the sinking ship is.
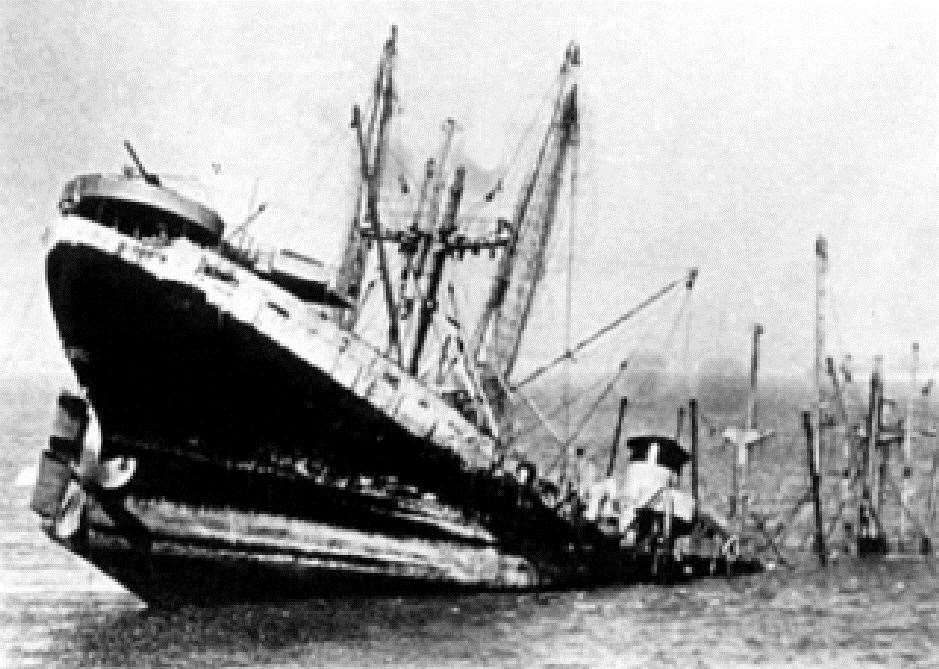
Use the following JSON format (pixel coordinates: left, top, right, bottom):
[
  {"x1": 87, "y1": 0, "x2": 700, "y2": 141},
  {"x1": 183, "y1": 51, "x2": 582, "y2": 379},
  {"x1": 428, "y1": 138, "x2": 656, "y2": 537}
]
[{"x1": 30, "y1": 29, "x2": 756, "y2": 604}]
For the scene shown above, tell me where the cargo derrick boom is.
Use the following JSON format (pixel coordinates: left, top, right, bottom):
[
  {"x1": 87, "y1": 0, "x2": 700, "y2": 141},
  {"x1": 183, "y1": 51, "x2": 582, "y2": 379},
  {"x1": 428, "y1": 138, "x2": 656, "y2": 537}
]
[{"x1": 470, "y1": 44, "x2": 580, "y2": 411}]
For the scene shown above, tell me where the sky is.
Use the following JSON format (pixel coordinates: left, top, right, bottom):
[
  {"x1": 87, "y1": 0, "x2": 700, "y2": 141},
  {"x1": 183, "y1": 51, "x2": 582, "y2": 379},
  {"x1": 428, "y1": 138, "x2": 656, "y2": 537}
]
[{"x1": 1, "y1": 1, "x2": 936, "y2": 385}]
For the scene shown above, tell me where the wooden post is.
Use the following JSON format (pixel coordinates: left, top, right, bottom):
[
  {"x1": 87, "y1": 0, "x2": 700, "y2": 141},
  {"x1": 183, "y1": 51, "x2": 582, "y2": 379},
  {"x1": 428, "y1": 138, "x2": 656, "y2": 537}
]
[
  {"x1": 676, "y1": 406, "x2": 686, "y2": 441},
  {"x1": 729, "y1": 441, "x2": 738, "y2": 520},
  {"x1": 901, "y1": 342, "x2": 919, "y2": 546},
  {"x1": 926, "y1": 454, "x2": 938, "y2": 554},
  {"x1": 729, "y1": 447, "x2": 737, "y2": 519},
  {"x1": 814, "y1": 238, "x2": 828, "y2": 484},
  {"x1": 607, "y1": 397, "x2": 628, "y2": 477},
  {"x1": 870, "y1": 357, "x2": 885, "y2": 548},
  {"x1": 747, "y1": 324, "x2": 764, "y2": 431},
  {"x1": 689, "y1": 398, "x2": 700, "y2": 524},
  {"x1": 803, "y1": 410, "x2": 827, "y2": 564}
]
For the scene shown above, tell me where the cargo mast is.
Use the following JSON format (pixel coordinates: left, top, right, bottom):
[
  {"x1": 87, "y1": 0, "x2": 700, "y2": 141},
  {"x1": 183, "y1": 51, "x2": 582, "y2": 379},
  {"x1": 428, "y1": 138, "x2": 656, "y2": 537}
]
[{"x1": 336, "y1": 26, "x2": 401, "y2": 359}]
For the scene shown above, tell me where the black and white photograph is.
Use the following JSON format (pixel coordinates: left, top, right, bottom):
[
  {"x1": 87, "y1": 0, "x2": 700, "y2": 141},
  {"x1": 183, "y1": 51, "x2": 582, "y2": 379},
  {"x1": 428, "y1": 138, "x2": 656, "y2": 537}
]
[{"x1": 1, "y1": 1, "x2": 937, "y2": 665}]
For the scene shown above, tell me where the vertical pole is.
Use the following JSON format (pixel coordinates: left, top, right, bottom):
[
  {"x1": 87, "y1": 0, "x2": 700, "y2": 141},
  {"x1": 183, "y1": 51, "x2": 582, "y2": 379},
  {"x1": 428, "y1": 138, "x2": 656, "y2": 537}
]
[
  {"x1": 927, "y1": 454, "x2": 938, "y2": 554},
  {"x1": 689, "y1": 398, "x2": 700, "y2": 525},
  {"x1": 747, "y1": 324, "x2": 764, "y2": 431},
  {"x1": 814, "y1": 237, "x2": 828, "y2": 486},
  {"x1": 607, "y1": 397, "x2": 628, "y2": 478},
  {"x1": 676, "y1": 406, "x2": 686, "y2": 441},
  {"x1": 735, "y1": 437, "x2": 748, "y2": 525},
  {"x1": 804, "y1": 410, "x2": 827, "y2": 564},
  {"x1": 413, "y1": 120, "x2": 458, "y2": 283},
  {"x1": 872, "y1": 356, "x2": 885, "y2": 529},
  {"x1": 398, "y1": 157, "x2": 436, "y2": 316},
  {"x1": 859, "y1": 358, "x2": 883, "y2": 552},
  {"x1": 901, "y1": 342, "x2": 919, "y2": 546},
  {"x1": 907, "y1": 343, "x2": 919, "y2": 463},
  {"x1": 408, "y1": 167, "x2": 466, "y2": 376},
  {"x1": 828, "y1": 355, "x2": 855, "y2": 551},
  {"x1": 730, "y1": 446, "x2": 738, "y2": 520}
]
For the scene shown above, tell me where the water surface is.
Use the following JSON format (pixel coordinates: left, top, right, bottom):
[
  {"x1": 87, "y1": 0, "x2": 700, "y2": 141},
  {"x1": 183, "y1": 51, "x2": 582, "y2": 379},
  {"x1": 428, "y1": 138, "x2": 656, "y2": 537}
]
[{"x1": 2, "y1": 376, "x2": 936, "y2": 666}]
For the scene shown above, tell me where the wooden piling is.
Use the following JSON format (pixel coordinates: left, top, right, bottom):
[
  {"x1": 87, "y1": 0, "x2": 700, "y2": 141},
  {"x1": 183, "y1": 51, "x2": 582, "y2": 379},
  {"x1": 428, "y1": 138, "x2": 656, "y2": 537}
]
[
  {"x1": 607, "y1": 397, "x2": 628, "y2": 477},
  {"x1": 803, "y1": 410, "x2": 827, "y2": 564},
  {"x1": 901, "y1": 342, "x2": 919, "y2": 546},
  {"x1": 858, "y1": 357, "x2": 887, "y2": 554},
  {"x1": 729, "y1": 445, "x2": 738, "y2": 520},
  {"x1": 747, "y1": 323, "x2": 764, "y2": 431},
  {"x1": 689, "y1": 398, "x2": 699, "y2": 524}
]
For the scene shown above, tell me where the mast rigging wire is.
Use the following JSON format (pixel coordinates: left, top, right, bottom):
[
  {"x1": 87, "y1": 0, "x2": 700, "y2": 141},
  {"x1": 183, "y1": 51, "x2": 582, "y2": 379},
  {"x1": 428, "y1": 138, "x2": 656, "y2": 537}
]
[
  {"x1": 481, "y1": 73, "x2": 563, "y2": 203},
  {"x1": 566, "y1": 294, "x2": 690, "y2": 454},
  {"x1": 499, "y1": 283, "x2": 686, "y2": 470},
  {"x1": 544, "y1": 294, "x2": 690, "y2": 477},
  {"x1": 502, "y1": 281, "x2": 684, "y2": 443},
  {"x1": 515, "y1": 268, "x2": 697, "y2": 389}
]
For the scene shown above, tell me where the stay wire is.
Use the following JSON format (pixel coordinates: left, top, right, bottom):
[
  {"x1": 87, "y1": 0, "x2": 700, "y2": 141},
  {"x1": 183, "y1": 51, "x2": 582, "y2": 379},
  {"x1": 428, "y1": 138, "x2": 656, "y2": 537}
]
[
  {"x1": 565, "y1": 293, "x2": 690, "y2": 458},
  {"x1": 506, "y1": 285, "x2": 683, "y2": 442}
]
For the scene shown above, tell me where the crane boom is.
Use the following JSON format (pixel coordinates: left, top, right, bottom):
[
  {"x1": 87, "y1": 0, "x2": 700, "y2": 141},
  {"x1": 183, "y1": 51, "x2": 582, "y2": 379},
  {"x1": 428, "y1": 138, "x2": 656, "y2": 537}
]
[{"x1": 469, "y1": 43, "x2": 580, "y2": 387}]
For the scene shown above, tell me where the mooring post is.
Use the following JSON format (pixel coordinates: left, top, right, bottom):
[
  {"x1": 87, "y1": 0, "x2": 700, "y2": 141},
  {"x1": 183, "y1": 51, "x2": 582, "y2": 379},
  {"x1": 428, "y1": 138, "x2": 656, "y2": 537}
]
[
  {"x1": 732, "y1": 436, "x2": 749, "y2": 525},
  {"x1": 901, "y1": 342, "x2": 919, "y2": 547},
  {"x1": 747, "y1": 323, "x2": 764, "y2": 431},
  {"x1": 729, "y1": 448, "x2": 737, "y2": 520},
  {"x1": 689, "y1": 398, "x2": 700, "y2": 525},
  {"x1": 873, "y1": 356, "x2": 886, "y2": 525},
  {"x1": 803, "y1": 410, "x2": 827, "y2": 564},
  {"x1": 859, "y1": 356, "x2": 887, "y2": 554},
  {"x1": 607, "y1": 397, "x2": 628, "y2": 478},
  {"x1": 729, "y1": 443, "x2": 738, "y2": 520},
  {"x1": 926, "y1": 454, "x2": 938, "y2": 555}
]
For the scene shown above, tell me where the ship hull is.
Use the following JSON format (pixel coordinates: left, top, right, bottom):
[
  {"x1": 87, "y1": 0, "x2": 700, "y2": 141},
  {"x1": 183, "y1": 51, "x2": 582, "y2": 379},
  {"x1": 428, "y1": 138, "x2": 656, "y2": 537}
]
[
  {"x1": 38, "y1": 219, "x2": 625, "y2": 601},
  {"x1": 38, "y1": 218, "x2": 755, "y2": 603},
  {"x1": 72, "y1": 486, "x2": 547, "y2": 605}
]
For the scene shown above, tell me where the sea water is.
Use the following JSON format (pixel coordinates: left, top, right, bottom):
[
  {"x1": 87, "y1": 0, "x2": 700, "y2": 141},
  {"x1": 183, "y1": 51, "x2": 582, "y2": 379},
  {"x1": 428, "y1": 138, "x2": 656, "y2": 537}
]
[{"x1": 2, "y1": 376, "x2": 936, "y2": 667}]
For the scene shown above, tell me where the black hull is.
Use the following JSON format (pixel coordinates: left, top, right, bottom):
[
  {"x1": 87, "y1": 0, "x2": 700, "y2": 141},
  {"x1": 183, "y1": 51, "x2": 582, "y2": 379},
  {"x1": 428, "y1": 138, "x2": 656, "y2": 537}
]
[
  {"x1": 39, "y1": 222, "x2": 759, "y2": 602},
  {"x1": 40, "y1": 226, "x2": 607, "y2": 597}
]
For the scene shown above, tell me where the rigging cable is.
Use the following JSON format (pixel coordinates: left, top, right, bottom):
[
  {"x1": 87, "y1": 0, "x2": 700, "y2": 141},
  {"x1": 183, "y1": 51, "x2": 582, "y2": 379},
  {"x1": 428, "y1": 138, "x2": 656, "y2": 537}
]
[
  {"x1": 503, "y1": 277, "x2": 683, "y2": 443},
  {"x1": 515, "y1": 268, "x2": 698, "y2": 389},
  {"x1": 480, "y1": 72, "x2": 561, "y2": 203},
  {"x1": 502, "y1": 283, "x2": 681, "y2": 467},
  {"x1": 563, "y1": 291, "x2": 690, "y2": 464}
]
